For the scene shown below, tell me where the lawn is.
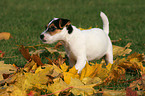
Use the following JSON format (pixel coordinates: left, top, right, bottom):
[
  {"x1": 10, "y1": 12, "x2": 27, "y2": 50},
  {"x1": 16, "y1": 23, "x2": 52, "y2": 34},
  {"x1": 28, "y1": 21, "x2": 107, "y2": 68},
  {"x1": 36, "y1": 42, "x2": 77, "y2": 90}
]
[{"x1": 0, "y1": 0, "x2": 145, "y2": 67}]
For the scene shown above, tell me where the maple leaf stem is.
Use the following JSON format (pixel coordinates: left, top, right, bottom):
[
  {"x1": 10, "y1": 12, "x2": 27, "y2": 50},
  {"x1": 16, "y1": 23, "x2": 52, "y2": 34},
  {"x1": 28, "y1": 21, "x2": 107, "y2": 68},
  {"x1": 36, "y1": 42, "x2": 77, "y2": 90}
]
[{"x1": 41, "y1": 86, "x2": 73, "y2": 96}]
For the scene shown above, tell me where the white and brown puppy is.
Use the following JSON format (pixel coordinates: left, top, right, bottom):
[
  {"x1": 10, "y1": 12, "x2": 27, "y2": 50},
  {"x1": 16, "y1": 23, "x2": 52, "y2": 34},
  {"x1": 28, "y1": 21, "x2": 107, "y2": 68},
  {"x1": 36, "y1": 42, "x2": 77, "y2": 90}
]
[{"x1": 40, "y1": 12, "x2": 113, "y2": 73}]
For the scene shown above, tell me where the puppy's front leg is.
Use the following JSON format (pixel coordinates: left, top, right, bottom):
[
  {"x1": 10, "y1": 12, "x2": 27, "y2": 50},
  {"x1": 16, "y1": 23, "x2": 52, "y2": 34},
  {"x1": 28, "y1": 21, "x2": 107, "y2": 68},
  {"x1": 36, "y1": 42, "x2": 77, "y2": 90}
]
[
  {"x1": 69, "y1": 57, "x2": 76, "y2": 67},
  {"x1": 75, "y1": 56, "x2": 87, "y2": 73}
]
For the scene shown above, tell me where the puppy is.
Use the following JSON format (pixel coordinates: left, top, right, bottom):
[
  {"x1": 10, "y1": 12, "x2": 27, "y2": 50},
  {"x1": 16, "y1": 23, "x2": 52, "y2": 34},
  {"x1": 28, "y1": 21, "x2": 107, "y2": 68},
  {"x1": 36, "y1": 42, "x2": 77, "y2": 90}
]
[{"x1": 40, "y1": 12, "x2": 113, "y2": 73}]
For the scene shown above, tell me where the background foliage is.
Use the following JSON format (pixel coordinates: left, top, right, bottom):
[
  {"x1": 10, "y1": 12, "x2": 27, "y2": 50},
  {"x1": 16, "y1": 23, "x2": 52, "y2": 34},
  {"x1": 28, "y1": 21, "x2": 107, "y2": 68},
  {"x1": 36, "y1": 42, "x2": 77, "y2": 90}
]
[{"x1": 0, "y1": 0, "x2": 145, "y2": 66}]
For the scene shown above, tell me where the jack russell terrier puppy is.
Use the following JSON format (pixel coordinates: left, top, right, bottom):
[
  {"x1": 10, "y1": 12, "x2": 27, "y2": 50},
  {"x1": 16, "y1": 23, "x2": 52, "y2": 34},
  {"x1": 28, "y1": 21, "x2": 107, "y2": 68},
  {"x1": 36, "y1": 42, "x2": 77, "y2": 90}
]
[{"x1": 40, "y1": 12, "x2": 113, "y2": 73}]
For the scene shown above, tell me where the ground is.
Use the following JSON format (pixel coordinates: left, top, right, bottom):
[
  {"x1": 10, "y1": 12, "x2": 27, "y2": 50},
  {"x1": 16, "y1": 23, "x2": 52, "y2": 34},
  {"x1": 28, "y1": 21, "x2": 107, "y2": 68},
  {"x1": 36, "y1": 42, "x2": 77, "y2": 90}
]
[{"x1": 0, "y1": 0, "x2": 145, "y2": 66}]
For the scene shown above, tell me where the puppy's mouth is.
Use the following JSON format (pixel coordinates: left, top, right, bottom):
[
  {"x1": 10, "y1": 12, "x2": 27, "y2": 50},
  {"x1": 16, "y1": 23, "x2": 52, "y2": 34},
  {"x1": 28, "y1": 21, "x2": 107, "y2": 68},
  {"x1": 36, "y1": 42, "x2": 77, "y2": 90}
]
[{"x1": 41, "y1": 39, "x2": 47, "y2": 42}]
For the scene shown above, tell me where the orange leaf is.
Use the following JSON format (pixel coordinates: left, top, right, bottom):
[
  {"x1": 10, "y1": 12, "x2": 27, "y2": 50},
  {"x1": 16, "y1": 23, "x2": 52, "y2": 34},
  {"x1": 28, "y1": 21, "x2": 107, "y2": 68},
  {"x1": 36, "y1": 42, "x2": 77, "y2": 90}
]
[{"x1": 0, "y1": 32, "x2": 11, "y2": 40}]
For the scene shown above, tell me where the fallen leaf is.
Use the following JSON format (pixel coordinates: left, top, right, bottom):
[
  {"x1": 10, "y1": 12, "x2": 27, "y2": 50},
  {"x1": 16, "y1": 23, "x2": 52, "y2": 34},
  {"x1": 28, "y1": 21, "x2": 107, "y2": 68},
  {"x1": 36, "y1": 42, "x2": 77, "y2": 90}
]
[
  {"x1": 31, "y1": 54, "x2": 44, "y2": 66},
  {"x1": 47, "y1": 78, "x2": 69, "y2": 96},
  {"x1": 69, "y1": 78, "x2": 96, "y2": 96},
  {"x1": 45, "y1": 57, "x2": 53, "y2": 64},
  {"x1": 113, "y1": 43, "x2": 132, "y2": 57},
  {"x1": 81, "y1": 77, "x2": 102, "y2": 85},
  {"x1": 68, "y1": 65, "x2": 78, "y2": 74},
  {"x1": 60, "y1": 63, "x2": 69, "y2": 72},
  {"x1": 79, "y1": 26, "x2": 92, "y2": 30},
  {"x1": 126, "y1": 87, "x2": 137, "y2": 96},
  {"x1": 0, "y1": 61, "x2": 17, "y2": 81},
  {"x1": 5, "y1": 85, "x2": 27, "y2": 96},
  {"x1": 0, "y1": 50, "x2": 5, "y2": 58},
  {"x1": 0, "y1": 32, "x2": 11, "y2": 40},
  {"x1": 63, "y1": 72, "x2": 79, "y2": 84},
  {"x1": 45, "y1": 47, "x2": 66, "y2": 58},
  {"x1": 29, "y1": 49, "x2": 45, "y2": 56},
  {"x1": 24, "y1": 60, "x2": 36, "y2": 72},
  {"x1": 52, "y1": 55, "x2": 66, "y2": 66},
  {"x1": 127, "y1": 52, "x2": 144, "y2": 61},
  {"x1": 19, "y1": 45, "x2": 31, "y2": 61},
  {"x1": 63, "y1": 65, "x2": 79, "y2": 84},
  {"x1": 101, "y1": 89, "x2": 126, "y2": 96}
]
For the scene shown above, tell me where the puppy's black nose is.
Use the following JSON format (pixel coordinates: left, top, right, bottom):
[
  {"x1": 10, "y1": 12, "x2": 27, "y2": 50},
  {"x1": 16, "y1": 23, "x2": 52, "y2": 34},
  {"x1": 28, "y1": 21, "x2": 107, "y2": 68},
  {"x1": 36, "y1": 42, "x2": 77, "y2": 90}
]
[{"x1": 40, "y1": 34, "x2": 44, "y2": 39}]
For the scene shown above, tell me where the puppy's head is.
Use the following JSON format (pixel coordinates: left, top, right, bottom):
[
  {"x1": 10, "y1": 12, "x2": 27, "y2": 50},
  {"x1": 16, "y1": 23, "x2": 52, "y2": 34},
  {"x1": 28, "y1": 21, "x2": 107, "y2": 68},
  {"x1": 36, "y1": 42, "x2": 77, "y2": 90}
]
[{"x1": 40, "y1": 18, "x2": 73, "y2": 44}]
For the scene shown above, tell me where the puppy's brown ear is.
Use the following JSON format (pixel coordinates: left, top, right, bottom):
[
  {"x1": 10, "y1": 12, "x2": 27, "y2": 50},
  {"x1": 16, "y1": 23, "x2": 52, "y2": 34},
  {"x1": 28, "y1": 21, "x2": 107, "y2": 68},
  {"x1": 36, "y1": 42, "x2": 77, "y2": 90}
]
[{"x1": 59, "y1": 18, "x2": 71, "y2": 29}]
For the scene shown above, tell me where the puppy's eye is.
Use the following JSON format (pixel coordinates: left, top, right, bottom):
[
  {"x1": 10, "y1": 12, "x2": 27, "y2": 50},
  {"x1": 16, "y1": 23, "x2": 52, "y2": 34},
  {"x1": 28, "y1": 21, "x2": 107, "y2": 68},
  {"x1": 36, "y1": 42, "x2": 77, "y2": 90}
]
[{"x1": 48, "y1": 26, "x2": 56, "y2": 32}]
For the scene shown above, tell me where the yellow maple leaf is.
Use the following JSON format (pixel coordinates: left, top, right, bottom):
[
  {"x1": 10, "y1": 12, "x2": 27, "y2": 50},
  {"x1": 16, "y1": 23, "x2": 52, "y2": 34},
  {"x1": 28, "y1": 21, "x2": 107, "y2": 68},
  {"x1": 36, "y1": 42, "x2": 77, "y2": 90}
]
[
  {"x1": 80, "y1": 62, "x2": 99, "y2": 80},
  {"x1": 113, "y1": 43, "x2": 132, "y2": 57},
  {"x1": 90, "y1": 63, "x2": 103, "y2": 78},
  {"x1": 106, "y1": 63, "x2": 112, "y2": 69},
  {"x1": 63, "y1": 65, "x2": 79, "y2": 84},
  {"x1": 5, "y1": 85, "x2": 27, "y2": 96},
  {"x1": 0, "y1": 61, "x2": 17, "y2": 81},
  {"x1": 23, "y1": 60, "x2": 36, "y2": 72},
  {"x1": 69, "y1": 78, "x2": 96, "y2": 96},
  {"x1": 51, "y1": 63, "x2": 63, "y2": 77},
  {"x1": 81, "y1": 77, "x2": 102, "y2": 85},
  {"x1": 60, "y1": 63, "x2": 69, "y2": 72},
  {"x1": 47, "y1": 78, "x2": 69, "y2": 96},
  {"x1": 35, "y1": 64, "x2": 52, "y2": 74},
  {"x1": 63, "y1": 72, "x2": 79, "y2": 84},
  {"x1": 68, "y1": 65, "x2": 78, "y2": 74}
]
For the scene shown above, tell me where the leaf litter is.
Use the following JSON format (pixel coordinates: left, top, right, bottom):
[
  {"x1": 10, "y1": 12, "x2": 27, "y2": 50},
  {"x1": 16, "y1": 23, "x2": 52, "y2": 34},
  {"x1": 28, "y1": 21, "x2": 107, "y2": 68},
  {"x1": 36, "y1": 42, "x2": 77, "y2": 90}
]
[{"x1": 0, "y1": 43, "x2": 144, "y2": 96}]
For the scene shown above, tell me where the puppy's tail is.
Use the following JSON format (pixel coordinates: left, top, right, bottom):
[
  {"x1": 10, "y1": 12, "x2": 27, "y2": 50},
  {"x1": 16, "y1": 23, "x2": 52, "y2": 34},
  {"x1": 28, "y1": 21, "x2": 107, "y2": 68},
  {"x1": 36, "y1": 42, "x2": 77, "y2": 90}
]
[{"x1": 100, "y1": 12, "x2": 109, "y2": 35}]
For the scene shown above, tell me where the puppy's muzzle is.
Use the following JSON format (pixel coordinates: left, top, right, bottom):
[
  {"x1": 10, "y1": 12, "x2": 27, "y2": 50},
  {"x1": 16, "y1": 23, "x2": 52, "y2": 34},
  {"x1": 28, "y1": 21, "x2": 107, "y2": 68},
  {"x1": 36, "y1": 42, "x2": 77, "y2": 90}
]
[{"x1": 40, "y1": 34, "x2": 46, "y2": 42}]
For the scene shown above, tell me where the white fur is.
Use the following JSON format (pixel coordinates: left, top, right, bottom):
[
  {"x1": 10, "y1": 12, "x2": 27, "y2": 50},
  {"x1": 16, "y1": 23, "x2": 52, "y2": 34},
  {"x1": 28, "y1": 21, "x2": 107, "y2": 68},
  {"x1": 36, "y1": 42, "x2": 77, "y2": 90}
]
[{"x1": 41, "y1": 12, "x2": 113, "y2": 73}]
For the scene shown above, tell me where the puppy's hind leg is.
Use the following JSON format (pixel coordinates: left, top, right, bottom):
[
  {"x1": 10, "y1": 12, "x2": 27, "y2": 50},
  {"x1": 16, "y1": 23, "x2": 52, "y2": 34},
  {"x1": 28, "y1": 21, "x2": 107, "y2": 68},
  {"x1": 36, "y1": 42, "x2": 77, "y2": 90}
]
[{"x1": 105, "y1": 47, "x2": 113, "y2": 65}]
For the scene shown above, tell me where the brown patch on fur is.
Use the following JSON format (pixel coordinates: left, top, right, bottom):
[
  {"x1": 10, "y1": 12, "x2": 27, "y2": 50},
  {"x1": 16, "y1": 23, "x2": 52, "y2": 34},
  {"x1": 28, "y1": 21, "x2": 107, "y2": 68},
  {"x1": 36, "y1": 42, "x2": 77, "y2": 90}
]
[
  {"x1": 49, "y1": 23, "x2": 56, "y2": 28},
  {"x1": 66, "y1": 21, "x2": 71, "y2": 26},
  {"x1": 49, "y1": 29, "x2": 61, "y2": 36},
  {"x1": 59, "y1": 19, "x2": 63, "y2": 29},
  {"x1": 47, "y1": 19, "x2": 71, "y2": 36}
]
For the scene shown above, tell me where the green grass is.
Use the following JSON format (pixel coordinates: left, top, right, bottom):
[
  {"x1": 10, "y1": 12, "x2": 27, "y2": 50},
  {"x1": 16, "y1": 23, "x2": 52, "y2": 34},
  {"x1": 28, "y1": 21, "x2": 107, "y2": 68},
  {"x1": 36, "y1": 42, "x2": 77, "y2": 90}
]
[{"x1": 0, "y1": 0, "x2": 145, "y2": 67}]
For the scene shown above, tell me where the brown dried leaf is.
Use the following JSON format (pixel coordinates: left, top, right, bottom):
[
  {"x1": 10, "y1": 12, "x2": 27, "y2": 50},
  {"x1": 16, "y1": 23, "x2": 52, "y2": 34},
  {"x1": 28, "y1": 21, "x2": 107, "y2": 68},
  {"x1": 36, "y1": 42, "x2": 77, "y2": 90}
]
[
  {"x1": 31, "y1": 54, "x2": 44, "y2": 66},
  {"x1": 127, "y1": 52, "x2": 144, "y2": 61},
  {"x1": 19, "y1": 45, "x2": 31, "y2": 61},
  {"x1": 45, "y1": 57, "x2": 53, "y2": 64},
  {"x1": 53, "y1": 55, "x2": 66, "y2": 66}
]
